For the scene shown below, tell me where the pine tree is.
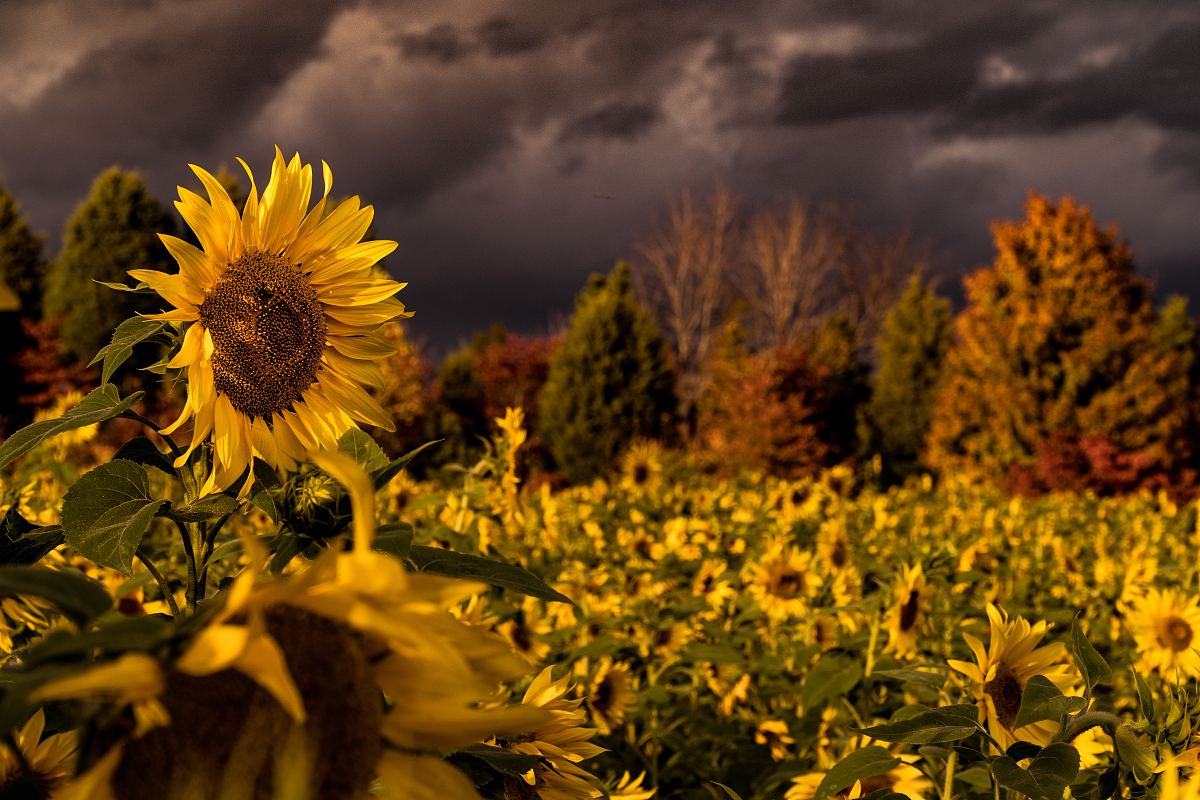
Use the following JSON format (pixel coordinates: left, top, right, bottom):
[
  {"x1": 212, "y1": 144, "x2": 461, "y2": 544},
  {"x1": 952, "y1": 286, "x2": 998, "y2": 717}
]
[
  {"x1": 540, "y1": 262, "x2": 677, "y2": 482},
  {"x1": 0, "y1": 183, "x2": 45, "y2": 314},
  {"x1": 927, "y1": 193, "x2": 1196, "y2": 487},
  {"x1": 863, "y1": 273, "x2": 951, "y2": 480},
  {"x1": 42, "y1": 167, "x2": 176, "y2": 363}
]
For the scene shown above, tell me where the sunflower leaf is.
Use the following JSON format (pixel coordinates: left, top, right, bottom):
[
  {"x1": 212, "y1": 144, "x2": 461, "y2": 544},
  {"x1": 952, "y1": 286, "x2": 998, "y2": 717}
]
[
  {"x1": 373, "y1": 522, "x2": 414, "y2": 560},
  {"x1": 61, "y1": 460, "x2": 168, "y2": 575},
  {"x1": 338, "y1": 429, "x2": 388, "y2": 474},
  {"x1": 813, "y1": 746, "x2": 901, "y2": 800},
  {"x1": 0, "y1": 385, "x2": 143, "y2": 471},
  {"x1": 1, "y1": 508, "x2": 65, "y2": 566},
  {"x1": 855, "y1": 704, "x2": 981, "y2": 744},
  {"x1": 0, "y1": 566, "x2": 112, "y2": 626},
  {"x1": 89, "y1": 316, "x2": 167, "y2": 383},
  {"x1": 1014, "y1": 675, "x2": 1086, "y2": 729},
  {"x1": 1069, "y1": 616, "x2": 1111, "y2": 691},
  {"x1": 991, "y1": 742, "x2": 1080, "y2": 800},
  {"x1": 113, "y1": 436, "x2": 177, "y2": 476},
  {"x1": 167, "y1": 493, "x2": 238, "y2": 523},
  {"x1": 372, "y1": 440, "x2": 442, "y2": 489},
  {"x1": 407, "y1": 545, "x2": 573, "y2": 604},
  {"x1": 803, "y1": 652, "x2": 863, "y2": 710}
]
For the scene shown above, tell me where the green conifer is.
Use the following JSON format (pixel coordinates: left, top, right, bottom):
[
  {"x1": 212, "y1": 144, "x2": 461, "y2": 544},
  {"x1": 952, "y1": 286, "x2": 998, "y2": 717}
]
[
  {"x1": 540, "y1": 262, "x2": 677, "y2": 482},
  {"x1": 43, "y1": 168, "x2": 176, "y2": 362},
  {"x1": 0, "y1": 183, "x2": 45, "y2": 314}
]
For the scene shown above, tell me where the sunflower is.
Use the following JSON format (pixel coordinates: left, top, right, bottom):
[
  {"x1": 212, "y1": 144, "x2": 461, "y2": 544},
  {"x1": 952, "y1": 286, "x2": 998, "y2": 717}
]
[
  {"x1": 586, "y1": 657, "x2": 635, "y2": 734},
  {"x1": 745, "y1": 540, "x2": 822, "y2": 622},
  {"x1": 1127, "y1": 589, "x2": 1200, "y2": 680},
  {"x1": 39, "y1": 452, "x2": 545, "y2": 800},
  {"x1": 885, "y1": 564, "x2": 927, "y2": 658},
  {"x1": 785, "y1": 751, "x2": 931, "y2": 800},
  {"x1": 608, "y1": 771, "x2": 655, "y2": 800},
  {"x1": 755, "y1": 719, "x2": 795, "y2": 762},
  {"x1": 948, "y1": 604, "x2": 1079, "y2": 750},
  {"x1": 135, "y1": 148, "x2": 407, "y2": 493},
  {"x1": 0, "y1": 710, "x2": 76, "y2": 797},
  {"x1": 619, "y1": 441, "x2": 663, "y2": 493}
]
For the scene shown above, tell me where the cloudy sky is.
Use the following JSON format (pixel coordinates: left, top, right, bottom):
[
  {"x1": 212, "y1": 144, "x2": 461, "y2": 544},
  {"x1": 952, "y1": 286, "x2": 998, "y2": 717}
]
[{"x1": 1, "y1": 0, "x2": 1197, "y2": 348}]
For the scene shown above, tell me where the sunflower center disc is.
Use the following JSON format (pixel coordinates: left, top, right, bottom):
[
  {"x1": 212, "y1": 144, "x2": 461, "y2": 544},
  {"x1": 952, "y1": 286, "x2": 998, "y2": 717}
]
[
  {"x1": 199, "y1": 250, "x2": 327, "y2": 418},
  {"x1": 984, "y1": 666, "x2": 1024, "y2": 729},
  {"x1": 1161, "y1": 616, "x2": 1194, "y2": 652},
  {"x1": 898, "y1": 589, "x2": 920, "y2": 632}
]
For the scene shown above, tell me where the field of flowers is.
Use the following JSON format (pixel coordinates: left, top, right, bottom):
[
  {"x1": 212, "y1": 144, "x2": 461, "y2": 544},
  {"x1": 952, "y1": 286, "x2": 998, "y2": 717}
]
[{"x1": 3, "y1": 151, "x2": 1200, "y2": 800}]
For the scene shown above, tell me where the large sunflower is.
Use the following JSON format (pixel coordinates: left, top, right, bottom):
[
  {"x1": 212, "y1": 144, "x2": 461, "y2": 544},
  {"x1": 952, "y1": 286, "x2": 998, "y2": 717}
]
[
  {"x1": 133, "y1": 148, "x2": 407, "y2": 493},
  {"x1": 948, "y1": 604, "x2": 1079, "y2": 750}
]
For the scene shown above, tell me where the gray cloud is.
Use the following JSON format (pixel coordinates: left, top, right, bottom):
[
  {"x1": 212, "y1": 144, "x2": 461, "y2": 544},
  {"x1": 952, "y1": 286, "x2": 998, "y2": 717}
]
[{"x1": 0, "y1": 0, "x2": 1197, "y2": 352}]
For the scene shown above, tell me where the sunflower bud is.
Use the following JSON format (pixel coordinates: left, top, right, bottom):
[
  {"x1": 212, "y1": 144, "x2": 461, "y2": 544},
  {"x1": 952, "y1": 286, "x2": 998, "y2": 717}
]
[
  {"x1": 280, "y1": 467, "x2": 350, "y2": 540},
  {"x1": 1115, "y1": 724, "x2": 1159, "y2": 784}
]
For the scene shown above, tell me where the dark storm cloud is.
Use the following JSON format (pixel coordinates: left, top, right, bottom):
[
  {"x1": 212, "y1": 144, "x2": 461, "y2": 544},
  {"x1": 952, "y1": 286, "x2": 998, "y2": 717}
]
[{"x1": 0, "y1": 0, "x2": 1198, "y2": 350}]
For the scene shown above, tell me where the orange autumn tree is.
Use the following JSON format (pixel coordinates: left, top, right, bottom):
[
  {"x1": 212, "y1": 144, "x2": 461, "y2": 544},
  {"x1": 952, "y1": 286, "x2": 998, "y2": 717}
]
[{"x1": 926, "y1": 193, "x2": 1197, "y2": 492}]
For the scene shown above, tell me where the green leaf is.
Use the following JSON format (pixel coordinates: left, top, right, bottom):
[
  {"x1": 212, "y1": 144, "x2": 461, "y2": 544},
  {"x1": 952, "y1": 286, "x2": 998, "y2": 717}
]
[
  {"x1": 61, "y1": 460, "x2": 167, "y2": 575},
  {"x1": 88, "y1": 317, "x2": 167, "y2": 383},
  {"x1": 683, "y1": 643, "x2": 743, "y2": 665},
  {"x1": 992, "y1": 742, "x2": 1080, "y2": 800},
  {"x1": 0, "y1": 566, "x2": 112, "y2": 626},
  {"x1": 802, "y1": 652, "x2": 863, "y2": 710},
  {"x1": 0, "y1": 386, "x2": 143, "y2": 470},
  {"x1": 1014, "y1": 675, "x2": 1086, "y2": 729},
  {"x1": 372, "y1": 440, "x2": 441, "y2": 489},
  {"x1": 113, "y1": 436, "x2": 176, "y2": 476},
  {"x1": 250, "y1": 459, "x2": 281, "y2": 523},
  {"x1": 20, "y1": 615, "x2": 171, "y2": 667},
  {"x1": 338, "y1": 429, "x2": 388, "y2": 474},
  {"x1": 1133, "y1": 668, "x2": 1156, "y2": 724},
  {"x1": 872, "y1": 666, "x2": 947, "y2": 689},
  {"x1": 373, "y1": 522, "x2": 414, "y2": 560},
  {"x1": 706, "y1": 782, "x2": 746, "y2": 800},
  {"x1": 94, "y1": 279, "x2": 153, "y2": 294},
  {"x1": 1, "y1": 508, "x2": 65, "y2": 566},
  {"x1": 1070, "y1": 616, "x2": 1111, "y2": 690},
  {"x1": 168, "y1": 493, "x2": 238, "y2": 523},
  {"x1": 856, "y1": 705, "x2": 981, "y2": 744},
  {"x1": 454, "y1": 745, "x2": 544, "y2": 774},
  {"x1": 814, "y1": 747, "x2": 902, "y2": 800},
  {"x1": 407, "y1": 545, "x2": 573, "y2": 604}
]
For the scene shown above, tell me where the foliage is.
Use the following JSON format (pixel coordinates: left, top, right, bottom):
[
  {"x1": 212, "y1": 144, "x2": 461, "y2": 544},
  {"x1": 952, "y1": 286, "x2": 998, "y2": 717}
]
[
  {"x1": 540, "y1": 262, "x2": 677, "y2": 482},
  {"x1": 372, "y1": 321, "x2": 434, "y2": 456},
  {"x1": 0, "y1": 183, "x2": 45, "y2": 315},
  {"x1": 862, "y1": 273, "x2": 952, "y2": 481},
  {"x1": 927, "y1": 193, "x2": 1197, "y2": 490},
  {"x1": 42, "y1": 167, "x2": 176, "y2": 363}
]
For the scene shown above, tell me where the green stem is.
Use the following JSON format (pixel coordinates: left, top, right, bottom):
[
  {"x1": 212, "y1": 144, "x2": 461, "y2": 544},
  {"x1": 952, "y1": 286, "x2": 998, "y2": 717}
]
[
  {"x1": 196, "y1": 512, "x2": 233, "y2": 601},
  {"x1": 136, "y1": 551, "x2": 181, "y2": 618},
  {"x1": 943, "y1": 749, "x2": 957, "y2": 800},
  {"x1": 1060, "y1": 712, "x2": 1125, "y2": 743},
  {"x1": 173, "y1": 519, "x2": 199, "y2": 612}
]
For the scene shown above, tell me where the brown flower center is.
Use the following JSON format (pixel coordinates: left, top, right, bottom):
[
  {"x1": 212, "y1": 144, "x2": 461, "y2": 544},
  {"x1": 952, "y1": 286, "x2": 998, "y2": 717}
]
[
  {"x1": 114, "y1": 607, "x2": 381, "y2": 800},
  {"x1": 899, "y1": 590, "x2": 921, "y2": 632},
  {"x1": 772, "y1": 568, "x2": 804, "y2": 596},
  {"x1": 1159, "y1": 615, "x2": 1194, "y2": 653},
  {"x1": 984, "y1": 665, "x2": 1024, "y2": 729},
  {"x1": 198, "y1": 250, "x2": 327, "y2": 418}
]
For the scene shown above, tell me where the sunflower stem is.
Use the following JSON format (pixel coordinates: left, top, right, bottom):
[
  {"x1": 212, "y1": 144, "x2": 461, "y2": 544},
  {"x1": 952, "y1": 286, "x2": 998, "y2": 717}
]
[
  {"x1": 136, "y1": 550, "x2": 181, "y2": 618},
  {"x1": 943, "y1": 749, "x2": 957, "y2": 800},
  {"x1": 1060, "y1": 711, "x2": 1126, "y2": 742},
  {"x1": 196, "y1": 512, "x2": 233, "y2": 601},
  {"x1": 173, "y1": 518, "x2": 199, "y2": 612}
]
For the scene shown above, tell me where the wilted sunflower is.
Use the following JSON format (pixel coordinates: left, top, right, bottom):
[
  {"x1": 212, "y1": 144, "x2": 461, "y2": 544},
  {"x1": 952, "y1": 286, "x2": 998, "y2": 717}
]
[
  {"x1": 948, "y1": 604, "x2": 1079, "y2": 750},
  {"x1": 135, "y1": 148, "x2": 407, "y2": 493},
  {"x1": 0, "y1": 710, "x2": 76, "y2": 797},
  {"x1": 1128, "y1": 589, "x2": 1200, "y2": 680},
  {"x1": 885, "y1": 564, "x2": 927, "y2": 658}
]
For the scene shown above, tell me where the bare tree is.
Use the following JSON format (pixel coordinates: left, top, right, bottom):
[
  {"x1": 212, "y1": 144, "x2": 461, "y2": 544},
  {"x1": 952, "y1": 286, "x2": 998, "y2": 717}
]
[
  {"x1": 838, "y1": 225, "x2": 929, "y2": 357},
  {"x1": 741, "y1": 198, "x2": 844, "y2": 350},
  {"x1": 633, "y1": 184, "x2": 739, "y2": 406}
]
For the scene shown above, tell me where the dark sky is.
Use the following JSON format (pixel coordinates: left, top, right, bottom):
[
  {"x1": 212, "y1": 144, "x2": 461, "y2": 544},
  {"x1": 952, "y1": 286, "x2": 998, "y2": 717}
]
[{"x1": 1, "y1": 0, "x2": 1198, "y2": 350}]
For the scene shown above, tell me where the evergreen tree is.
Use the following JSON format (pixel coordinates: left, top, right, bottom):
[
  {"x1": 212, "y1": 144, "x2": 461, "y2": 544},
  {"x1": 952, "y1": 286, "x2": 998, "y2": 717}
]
[
  {"x1": 0, "y1": 183, "x2": 45, "y2": 314},
  {"x1": 806, "y1": 314, "x2": 870, "y2": 464},
  {"x1": 927, "y1": 193, "x2": 1195, "y2": 486},
  {"x1": 540, "y1": 262, "x2": 677, "y2": 483},
  {"x1": 43, "y1": 167, "x2": 176, "y2": 363},
  {"x1": 863, "y1": 273, "x2": 951, "y2": 480}
]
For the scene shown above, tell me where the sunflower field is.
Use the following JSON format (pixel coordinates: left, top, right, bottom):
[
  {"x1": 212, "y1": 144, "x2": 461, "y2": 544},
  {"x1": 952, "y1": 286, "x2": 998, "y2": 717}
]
[{"x1": 3, "y1": 150, "x2": 1200, "y2": 800}]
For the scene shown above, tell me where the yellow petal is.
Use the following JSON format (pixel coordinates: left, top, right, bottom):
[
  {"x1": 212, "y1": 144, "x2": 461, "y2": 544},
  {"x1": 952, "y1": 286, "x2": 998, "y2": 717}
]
[
  {"x1": 376, "y1": 752, "x2": 481, "y2": 800},
  {"x1": 308, "y1": 450, "x2": 376, "y2": 553}
]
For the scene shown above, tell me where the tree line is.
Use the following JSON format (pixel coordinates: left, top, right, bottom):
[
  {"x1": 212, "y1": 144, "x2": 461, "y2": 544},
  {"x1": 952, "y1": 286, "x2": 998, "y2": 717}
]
[{"x1": 2, "y1": 170, "x2": 1195, "y2": 496}]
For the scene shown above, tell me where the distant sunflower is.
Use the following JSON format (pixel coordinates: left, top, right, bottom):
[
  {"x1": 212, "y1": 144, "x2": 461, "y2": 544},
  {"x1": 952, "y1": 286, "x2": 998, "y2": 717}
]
[
  {"x1": 948, "y1": 604, "x2": 1079, "y2": 750},
  {"x1": 135, "y1": 148, "x2": 407, "y2": 493},
  {"x1": 746, "y1": 540, "x2": 822, "y2": 622},
  {"x1": 885, "y1": 564, "x2": 927, "y2": 658},
  {"x1": 1128, "y1": 589, "x2": 1200, "y2": 680},
  {"x1": 587, "y1": 657, "x2": 635, "y2": 734},
  {"x1": 620, "y1": 440, "x2": 663, "y2": 493}
]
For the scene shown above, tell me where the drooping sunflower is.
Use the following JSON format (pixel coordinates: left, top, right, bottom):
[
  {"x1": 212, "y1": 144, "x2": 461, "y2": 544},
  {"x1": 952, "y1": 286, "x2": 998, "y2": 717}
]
[
  {"x1": 133, "y1": 148, "x2": 407, "y2": 493},
  {"x1": 885, "y1": 564, "x2": 927, "y2": 658},
  {"x1": 0, "y1": 710, "x2": 76, "y2": 797},
  {"x1": 1127, "y1": 589, "x2": 1200, "y2": 680},
  {"x1": 948, "y1": 604, "x2": 1079, "y2": 750}
]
